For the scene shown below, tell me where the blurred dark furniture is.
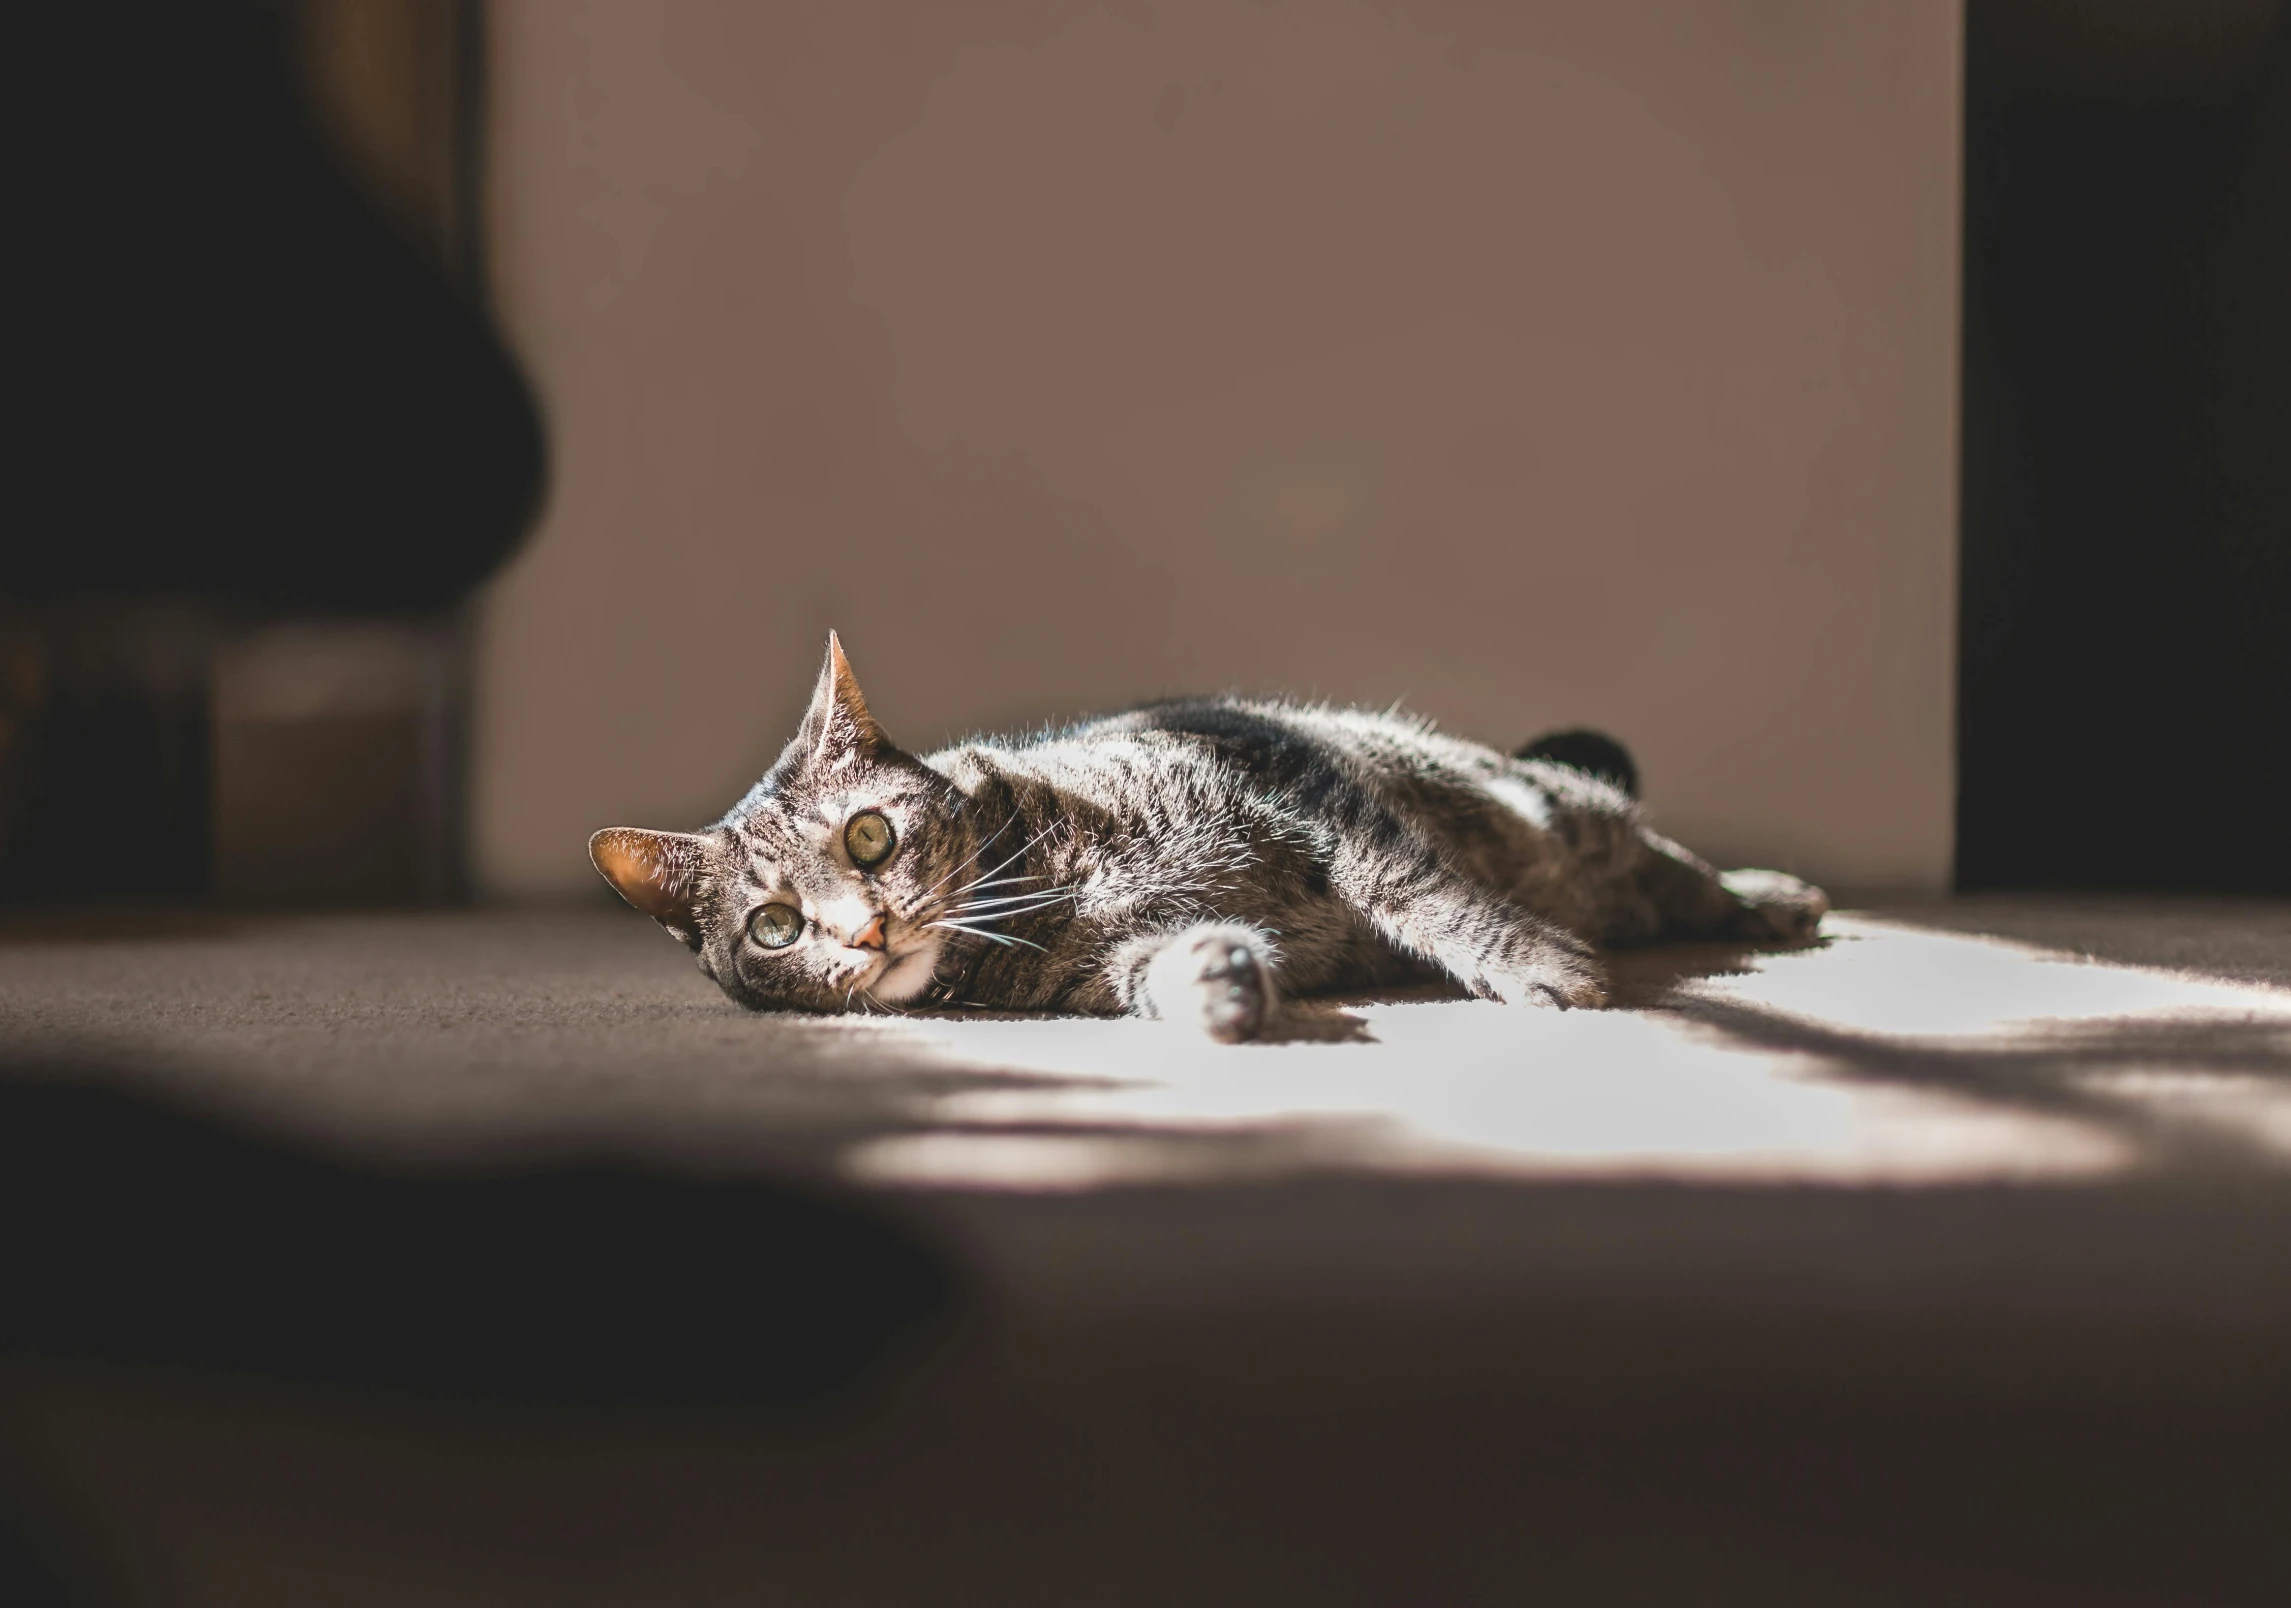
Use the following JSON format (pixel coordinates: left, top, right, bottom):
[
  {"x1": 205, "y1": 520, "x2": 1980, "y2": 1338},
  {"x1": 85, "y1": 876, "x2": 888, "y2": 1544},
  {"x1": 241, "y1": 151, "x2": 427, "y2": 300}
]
[
  {"x1": 3, "y1": 0, "x2": 543, "y2": 905},
  {"x1": 14, "y1": 0, "x2": 540, "y2": 610}
]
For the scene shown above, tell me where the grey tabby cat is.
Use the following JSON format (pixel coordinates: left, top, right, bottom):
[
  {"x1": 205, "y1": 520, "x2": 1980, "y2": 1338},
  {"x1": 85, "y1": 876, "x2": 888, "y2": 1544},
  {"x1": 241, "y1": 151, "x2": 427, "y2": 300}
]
[{"x1": 591, "y1": 635, "x2": 1827, "y2": 1042}]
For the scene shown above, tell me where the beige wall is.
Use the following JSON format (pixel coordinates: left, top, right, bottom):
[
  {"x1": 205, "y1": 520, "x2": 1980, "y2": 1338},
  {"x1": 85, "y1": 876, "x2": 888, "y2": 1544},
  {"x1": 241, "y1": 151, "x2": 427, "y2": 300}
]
[{"x1": 477, "y1": 0, "x2": 1962, "y2": 897}]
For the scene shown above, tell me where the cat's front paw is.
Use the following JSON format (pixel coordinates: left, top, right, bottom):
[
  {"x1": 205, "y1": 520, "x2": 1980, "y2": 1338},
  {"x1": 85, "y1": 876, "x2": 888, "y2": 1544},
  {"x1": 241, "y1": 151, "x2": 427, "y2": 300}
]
[
  {"x1": 1478, "y1": 960, "x2": 1607, "y2": 1011},
  {"x1": 1719, "y1": 868, "x2": 1829, "y2": 947},
  {"x1": 1444, "y1": 926, "x2": 1607, "y2": 1010},
  {"x1": 1143, "y1": 923, "x2": 1278, "y2": 1043}
]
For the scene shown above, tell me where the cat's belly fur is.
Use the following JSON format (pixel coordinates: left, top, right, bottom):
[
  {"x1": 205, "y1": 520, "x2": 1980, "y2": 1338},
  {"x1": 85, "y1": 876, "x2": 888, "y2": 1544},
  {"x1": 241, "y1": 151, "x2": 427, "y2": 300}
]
[{"x1": 931, "y1": 700, "x2": 1662, "y2": 1009}]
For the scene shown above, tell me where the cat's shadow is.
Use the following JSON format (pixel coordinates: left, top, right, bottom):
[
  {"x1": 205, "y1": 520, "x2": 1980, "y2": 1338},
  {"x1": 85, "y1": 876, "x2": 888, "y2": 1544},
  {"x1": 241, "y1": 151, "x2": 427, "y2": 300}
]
[
  {"x1": 891, "y1": 939, "x2": 1813, "y2": 1045},
  {"x1": 1271, "y1": 937, "x2": 1827, "y2": 1041},
  {"x1": 890, "y1": 998, "x2": 1379, "y2": 1044},
  {"x1": 1603, "y1": 937, "x2": 1825, "y2": 1008},
  {"x1": 1292, "y1": 939, "x2": 1805, "y2": 1039}
]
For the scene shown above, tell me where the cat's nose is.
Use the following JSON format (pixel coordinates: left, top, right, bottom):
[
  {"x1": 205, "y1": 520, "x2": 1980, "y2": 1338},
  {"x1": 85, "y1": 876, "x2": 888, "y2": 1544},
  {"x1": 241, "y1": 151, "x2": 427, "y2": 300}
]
[{"x1": 849, "y1": 913, "x2": 887, "y2": 952}]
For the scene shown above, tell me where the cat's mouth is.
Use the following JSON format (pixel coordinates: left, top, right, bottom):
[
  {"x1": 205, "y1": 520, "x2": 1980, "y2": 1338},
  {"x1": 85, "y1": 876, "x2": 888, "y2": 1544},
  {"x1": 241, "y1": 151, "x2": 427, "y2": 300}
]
[{"x1": 863, "y1": 928, "x2": 945, "y2": 1005}]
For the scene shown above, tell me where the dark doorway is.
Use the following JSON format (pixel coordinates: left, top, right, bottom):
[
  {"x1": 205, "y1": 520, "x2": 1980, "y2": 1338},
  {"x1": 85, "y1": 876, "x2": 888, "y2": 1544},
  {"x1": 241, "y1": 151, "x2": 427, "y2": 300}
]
[{"x1": 1959, "y1": 2, "x2": 2291, "y2": 893}]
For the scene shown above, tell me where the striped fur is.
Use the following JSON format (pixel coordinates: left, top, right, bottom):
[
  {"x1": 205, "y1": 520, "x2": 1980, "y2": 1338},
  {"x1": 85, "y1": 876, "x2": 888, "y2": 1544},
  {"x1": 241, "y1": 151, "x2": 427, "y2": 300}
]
[{"x1": 590, "y1": 636, "x2": 1827, "y2": 1041}]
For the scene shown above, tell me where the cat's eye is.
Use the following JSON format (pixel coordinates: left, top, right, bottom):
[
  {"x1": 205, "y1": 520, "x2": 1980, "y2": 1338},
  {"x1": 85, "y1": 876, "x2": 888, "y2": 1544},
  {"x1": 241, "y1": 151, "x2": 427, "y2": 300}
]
[
  {"x1": 845, "y1": 811, "x2": 896, "y2": 868},
  {"x1": 749, "y1": 903, "x2": 805, "y2": 950}
]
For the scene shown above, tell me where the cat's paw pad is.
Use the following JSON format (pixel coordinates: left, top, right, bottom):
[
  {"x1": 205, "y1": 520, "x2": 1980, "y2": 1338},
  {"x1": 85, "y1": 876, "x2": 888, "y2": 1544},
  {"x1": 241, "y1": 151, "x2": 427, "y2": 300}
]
[
  {"x1": 1720, "y1": 869, "x2": 1830, "y2": 947},
  {"x1": 1146, "y1": 926, "x2": 1276, "y2": 1043}
]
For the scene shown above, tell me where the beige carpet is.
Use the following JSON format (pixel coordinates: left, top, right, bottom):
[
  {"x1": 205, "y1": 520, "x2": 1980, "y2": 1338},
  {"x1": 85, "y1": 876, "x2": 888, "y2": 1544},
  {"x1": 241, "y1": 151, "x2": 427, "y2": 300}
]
[
  {"x1": 6, "y1": 897, "x2": 2287, "y2": 1197},
  {"x1": 6, "y1": 897, "x2": 2290, "y2": 1606}
]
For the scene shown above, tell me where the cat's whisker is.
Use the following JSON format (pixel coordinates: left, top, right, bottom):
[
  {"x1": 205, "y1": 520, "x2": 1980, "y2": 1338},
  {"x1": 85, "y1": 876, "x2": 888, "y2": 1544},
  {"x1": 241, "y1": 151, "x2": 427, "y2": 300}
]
[
  {"x1": 894, "y1": 819, "x2": 1058, "y2": 922},
  {"x1": 941, "y1": 821, "x2": 1066, "y2": 914},
  {"x1": 926, "y1": 917, "x2": 1018, "y2": 938},
  {"x1": 977, "y1": 819, "x2": 1062, "y2": 885},
  {"x1": 903, "y1": 873, "x2": 1054, "y2": 923},
  {"x1": 951, "y1": 878, "x2": 1071, "y2": 899},
  {"x1": 941, "y1": 903, "x2": 1072, "y2": 930},
  {"x1": 929, "y1": 927, "x2": 1017, "y2": 947},
  {"x1": 925, "y1": 921, "x2": 1047, "y2": 953},
  {"x1": 950, "y1": 873, "x2": 1051, "y2": 897},
  {"x1": 942, "y1": 888, "x2": 1074, "y2": 914},
  {"x1": 915, "y1": 813, "x2": 1020, "y2": 902}
]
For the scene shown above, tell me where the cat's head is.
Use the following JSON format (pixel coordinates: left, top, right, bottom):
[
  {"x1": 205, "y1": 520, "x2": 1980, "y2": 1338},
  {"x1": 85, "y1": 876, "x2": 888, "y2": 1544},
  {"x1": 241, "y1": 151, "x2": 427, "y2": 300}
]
[{"x1": 590, "y1": 634, "x2": 980, "y2": 1012}]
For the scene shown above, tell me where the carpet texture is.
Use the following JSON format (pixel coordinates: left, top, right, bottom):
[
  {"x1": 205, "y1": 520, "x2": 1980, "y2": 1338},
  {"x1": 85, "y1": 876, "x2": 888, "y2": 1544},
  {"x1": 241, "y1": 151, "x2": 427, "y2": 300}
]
[
  {"x1": 4, "y1": 897, "x2": 2289, "y2": 1605},
  {"x1": 5, "y1": 897, "x2": 2286, "y2": 1188}
]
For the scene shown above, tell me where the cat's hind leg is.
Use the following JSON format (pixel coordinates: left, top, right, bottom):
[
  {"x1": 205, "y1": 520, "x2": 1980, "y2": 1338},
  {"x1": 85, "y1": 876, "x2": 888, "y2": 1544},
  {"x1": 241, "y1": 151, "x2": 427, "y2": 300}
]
[
  {"x1": 1106, "y1": 922, "x2": 1280, "y2": 1043},
  {"x1": 1635, "y1": 831, "x2": 1828, "y2": 947},
  {"x1": 1331, "y1": 836, "x2": 1607, "y2": 1009},
  {"x1": 1715, "y1": 867, "x2": 1830, "y2": 945}
]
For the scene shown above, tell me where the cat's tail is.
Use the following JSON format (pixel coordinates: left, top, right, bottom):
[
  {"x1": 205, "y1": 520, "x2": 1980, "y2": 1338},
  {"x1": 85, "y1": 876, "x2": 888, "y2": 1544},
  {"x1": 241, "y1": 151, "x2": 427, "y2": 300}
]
[{"x1": 1514, "y1": 727, "x2": 1639, "y2": 799}]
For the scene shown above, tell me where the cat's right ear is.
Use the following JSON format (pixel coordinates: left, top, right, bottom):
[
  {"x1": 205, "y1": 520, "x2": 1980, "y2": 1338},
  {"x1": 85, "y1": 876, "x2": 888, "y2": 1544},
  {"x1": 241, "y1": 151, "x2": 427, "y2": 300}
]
[
  {"x1": 590, "y1": 828, "x2": 708, "y2": 947},
  {"x1": 795, "y1": 630, "x2": 894, "y2": 765}
]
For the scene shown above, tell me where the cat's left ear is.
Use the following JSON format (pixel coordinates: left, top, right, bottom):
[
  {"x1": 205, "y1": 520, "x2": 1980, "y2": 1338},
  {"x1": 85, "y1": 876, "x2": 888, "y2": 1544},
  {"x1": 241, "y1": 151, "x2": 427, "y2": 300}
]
[{"x1": 796, "y1": 630, "x2": 894, "y2": 763}]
